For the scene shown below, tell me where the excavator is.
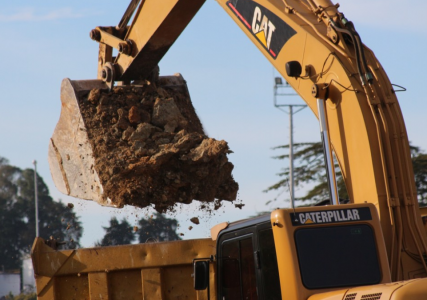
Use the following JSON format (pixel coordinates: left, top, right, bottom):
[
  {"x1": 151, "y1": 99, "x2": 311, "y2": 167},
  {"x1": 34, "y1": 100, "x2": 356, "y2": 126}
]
[{"x1": 31, "y1": 0, "x2": 427, "y2": 299}]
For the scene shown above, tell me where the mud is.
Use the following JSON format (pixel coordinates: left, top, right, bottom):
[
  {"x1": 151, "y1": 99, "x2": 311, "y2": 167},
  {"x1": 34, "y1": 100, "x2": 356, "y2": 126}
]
[{"x1": 78, "y1": 80, "x2": 238, "y2": 212}]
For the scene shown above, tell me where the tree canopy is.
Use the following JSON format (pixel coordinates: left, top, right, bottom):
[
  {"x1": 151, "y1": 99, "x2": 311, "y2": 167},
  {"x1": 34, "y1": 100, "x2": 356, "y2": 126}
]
[
  {"x1": 265, "y1": 142, "x2": 347, "y2": 204},
  {"x1": 266, "y1": 142, "x2": 427, "y2": 205},
  {"x1": 96, "y1": 213, "x2": 182, "y2": 246},
  {"x1": 0, "y1": 157, "x2": 82, "y2": 270},
  {"x1": 96, "y1": 217, "x2": 135, "y2": 246},
  {"x1": 137, "y1": 213, "x2": 181, "y2": 243},
  {"x1": 411, "y1": 145, "x2": 427, "y2": 205}
]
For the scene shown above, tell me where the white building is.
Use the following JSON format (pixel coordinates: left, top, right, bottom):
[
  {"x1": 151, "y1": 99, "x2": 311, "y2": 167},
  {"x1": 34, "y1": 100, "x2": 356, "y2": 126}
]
[
  {"x1": 0, "y1": 258, "x2": 36, "y2": 297},
  {"x1": 0, "y1": 272, "x2": 20, "y2": 297}
]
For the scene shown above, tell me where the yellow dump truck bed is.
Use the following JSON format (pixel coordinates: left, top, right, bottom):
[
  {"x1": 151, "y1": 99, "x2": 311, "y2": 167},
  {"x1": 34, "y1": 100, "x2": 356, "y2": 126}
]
[{"x1": 31, "y1": 237, "x2": 216, "y2": 299}]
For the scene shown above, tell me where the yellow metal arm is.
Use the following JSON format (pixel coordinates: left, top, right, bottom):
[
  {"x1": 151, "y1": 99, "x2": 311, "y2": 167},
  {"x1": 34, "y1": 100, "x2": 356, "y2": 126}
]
[
  {"x1": 91, "y1": 0, "x2": 205, "y2": 86},
  {"x1": 213, "y1": 0, "x2": 427, "y2": 281}
]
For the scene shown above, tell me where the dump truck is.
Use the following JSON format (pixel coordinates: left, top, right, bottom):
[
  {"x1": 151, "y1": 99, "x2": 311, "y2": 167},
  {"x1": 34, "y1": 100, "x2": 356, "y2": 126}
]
[{"x1": 33, "y1": 0, "x2": 427, "y2": 298}]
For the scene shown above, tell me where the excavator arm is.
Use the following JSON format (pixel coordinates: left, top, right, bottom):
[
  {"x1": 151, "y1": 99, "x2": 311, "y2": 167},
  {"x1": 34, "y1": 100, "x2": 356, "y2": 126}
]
[
  {"x1": 220, "y1": 0, "x2": 427, "y2": 281},
  {"x1": 89, "y1": 0, "x2": 205, "y2": 87},
  {"x1": 49, "y1": 0, "x2": 427, "y2": 281}
]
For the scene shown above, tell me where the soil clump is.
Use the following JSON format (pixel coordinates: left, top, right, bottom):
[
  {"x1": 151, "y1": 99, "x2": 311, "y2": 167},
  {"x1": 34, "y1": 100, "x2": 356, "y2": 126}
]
[{"x1": 78, "y1": 79, "x2": 238, "y2": 212}]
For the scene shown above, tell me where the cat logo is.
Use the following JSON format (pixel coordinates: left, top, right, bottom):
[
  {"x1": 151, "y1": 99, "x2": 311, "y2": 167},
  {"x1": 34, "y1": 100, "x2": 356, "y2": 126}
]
[
  {"x1": 226, "y1": 0, "x2": 296, "y2": 59},
  {"x1": 252, "y1": 7, "x2": 276, "y2": 51}
]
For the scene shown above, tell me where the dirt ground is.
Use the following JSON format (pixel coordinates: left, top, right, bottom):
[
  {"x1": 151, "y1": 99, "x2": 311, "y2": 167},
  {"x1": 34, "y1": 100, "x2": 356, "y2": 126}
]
[{"x1": 77, "y1": 80, "x2": 238, "y2": 212}]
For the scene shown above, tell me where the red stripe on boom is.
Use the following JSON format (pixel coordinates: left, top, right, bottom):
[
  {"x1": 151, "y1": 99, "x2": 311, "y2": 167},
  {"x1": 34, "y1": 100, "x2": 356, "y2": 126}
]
[
  {"x1": 269, "y1": 49, "x2": 276, "y2": 57},
  {"x1": 228, "y1": 3, "x2": 252, "y2": 29}
]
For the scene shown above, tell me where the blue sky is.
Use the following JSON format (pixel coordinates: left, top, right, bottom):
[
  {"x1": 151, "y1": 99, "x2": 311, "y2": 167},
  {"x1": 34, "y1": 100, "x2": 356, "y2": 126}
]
[{"x1": 1, "y1": 0, "x2": 426, "y2": 247}]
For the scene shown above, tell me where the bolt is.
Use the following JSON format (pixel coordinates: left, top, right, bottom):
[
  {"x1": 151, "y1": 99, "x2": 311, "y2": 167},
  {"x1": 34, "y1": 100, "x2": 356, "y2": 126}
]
[
  {"x1": 101, "y1": 70, "x2": 107, "y2": 79},
  {"x1": 90, "y1": 29, "x2": 101, "y2": 41},
  {"x1": 118, "y1": 42, "x2": 131, "y2": 55}
]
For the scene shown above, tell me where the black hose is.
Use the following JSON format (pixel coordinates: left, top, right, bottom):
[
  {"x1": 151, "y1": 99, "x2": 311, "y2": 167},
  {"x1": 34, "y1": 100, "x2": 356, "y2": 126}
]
[
  {"x1": 329, "y1": 21, "x2": 366, "y2": 85},
  {"x1": 345, "y1": 22, "x2": 373, "y2": 84}
]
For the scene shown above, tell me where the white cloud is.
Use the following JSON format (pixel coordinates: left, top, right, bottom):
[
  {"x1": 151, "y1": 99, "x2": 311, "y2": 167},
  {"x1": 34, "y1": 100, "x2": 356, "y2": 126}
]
[{"x1": 0, "y1": 7, "x2": 84, "y2": 22}]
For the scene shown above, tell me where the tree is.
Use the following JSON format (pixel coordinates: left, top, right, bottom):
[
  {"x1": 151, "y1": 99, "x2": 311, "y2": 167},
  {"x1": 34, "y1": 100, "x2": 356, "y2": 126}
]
[
  {"x1": 0, "y1": 157, "x2": 82, "y2": 270},
  {"x1": 137, "y1": 213, "x2": 181, "y2": 243},
  {"x1": 3, "y1": 292, "x2": 37, "y2": 300},
  {"x1": 0, "y1": 160, "x2": 27, "y2": 270},
  {"x1": 411, "y1": 145, "x2": 427, "y2": 205},
  {"x1": 266, "y1": 142, "x2": 427, "y2": 205},
  {"x1": 265, "y1": 142, "x2": 347, "y2": 204},
  {"x1": 96, "y1": 217, "x2": 135, "y2": 246}
]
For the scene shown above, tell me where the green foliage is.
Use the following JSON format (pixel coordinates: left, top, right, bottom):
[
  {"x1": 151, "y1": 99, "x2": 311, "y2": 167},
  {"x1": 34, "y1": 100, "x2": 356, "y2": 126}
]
[
  {"x1": 96, "y1": 217, "x2": 135, "y2": 246},
  {"x1": 0, "y1": 157, "x2": 82, "y2": 270},
  {"x1": 411, "y1": 145, "x2": 427, "y2": 205},
  {"x1": 267, "y1": 142, "x2": 427, "y2": 205},
  {"x1": 138, "y1": 213, "x2": 181, "y2": 243},
  {"x1": 4, "y1": 293, "x2": 37, "y2": 300},
  {"x1": 96, "y1": 213, "x2": 182, "y2": 246},
  {"x1": 265, "y1": 142, "x2": 347, "y2": 203}
]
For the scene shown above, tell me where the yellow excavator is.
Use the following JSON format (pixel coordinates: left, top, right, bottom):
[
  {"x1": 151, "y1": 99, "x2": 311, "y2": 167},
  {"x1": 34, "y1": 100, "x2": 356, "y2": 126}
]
[{"x1": 33, "y1": 0, "x2": 427, "y2": 299}]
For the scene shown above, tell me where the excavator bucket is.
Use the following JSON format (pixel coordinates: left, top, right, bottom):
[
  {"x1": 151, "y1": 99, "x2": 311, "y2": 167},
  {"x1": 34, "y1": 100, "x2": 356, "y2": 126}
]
[
  {"x1": 48, "y1": 79, "x2": 110, "y2": 206},
  {"x1": 48, "y1": 76, "x2": 238, "y2": 211}
]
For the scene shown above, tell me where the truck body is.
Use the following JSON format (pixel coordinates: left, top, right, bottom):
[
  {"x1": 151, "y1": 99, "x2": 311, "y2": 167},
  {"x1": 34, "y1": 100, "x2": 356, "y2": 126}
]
[{"x1": 32, "y1": 238, "x2": 216, "y2": 299}]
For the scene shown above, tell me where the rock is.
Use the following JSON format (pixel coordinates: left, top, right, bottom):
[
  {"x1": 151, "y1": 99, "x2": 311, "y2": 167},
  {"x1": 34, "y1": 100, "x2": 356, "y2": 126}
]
[
  {"x1": 128, "y1": 106, "x2": 141, "y2": 124},
  {"x1": 122, "y1": 127, "x2": 135, "y2": 141},
  {"x1": 175, "y1": 132, "x2": 204, "y2": 152},
  {"x1": 113, "y1": 87, "x2": 124, "y2": 94},
  {"x1": 190, "y1": 217, "x2": 200, "y2": 225},
  {"x1": 116, "y1": 108, "x2": 130, "y2": 130},
  {"x1": 130, "y1": 123, "x2": 161, "y2": 141},
  {"x1": 152, "y1": 98, "x2": 187, "y2": 133},
  {"x1": 96, "y1": 96, "x2": 109, "y2": 114},
  {"x1": 88, "y1": 88, "x2": 101, "y2": 105},
  {"x1": 235, "y1": 203, "x2": 245, "y2": 209},
  {"x1": 186, "y1": 139, "x2": 229, "y2": 163}
]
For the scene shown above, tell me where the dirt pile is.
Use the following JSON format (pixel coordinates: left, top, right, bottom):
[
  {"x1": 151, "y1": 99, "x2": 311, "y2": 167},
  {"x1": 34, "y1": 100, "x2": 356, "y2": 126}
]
[{"x1": 77, "y1": 78, "x2": 238, "y2": 212}]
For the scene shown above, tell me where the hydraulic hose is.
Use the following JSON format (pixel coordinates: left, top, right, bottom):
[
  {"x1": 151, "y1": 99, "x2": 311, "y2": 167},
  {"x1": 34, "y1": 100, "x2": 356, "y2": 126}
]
[
  {"x1": 329, "y1": 21, "x2": 366, "y2": 85},
  {"x1": 345, "y1": 21, "x2": 374, "y2": 84}
]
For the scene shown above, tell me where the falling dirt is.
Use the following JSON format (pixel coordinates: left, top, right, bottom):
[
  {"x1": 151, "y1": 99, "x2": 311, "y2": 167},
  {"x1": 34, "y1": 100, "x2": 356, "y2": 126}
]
[
  {"x1": 234, "y1": 203, "x2": 245, "y2": 209},
  {"x1": 77, "y1": 79, "x2": 238, "y2": 213},
  {"x1": 190, "y1": 217, "x2": 200, "y2": 225}
]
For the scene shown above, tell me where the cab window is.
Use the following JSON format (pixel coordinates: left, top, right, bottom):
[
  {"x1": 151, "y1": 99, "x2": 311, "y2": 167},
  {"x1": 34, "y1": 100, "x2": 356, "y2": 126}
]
[{"x1": 220, "y1": 235, "x2": 258, "y2": 300}]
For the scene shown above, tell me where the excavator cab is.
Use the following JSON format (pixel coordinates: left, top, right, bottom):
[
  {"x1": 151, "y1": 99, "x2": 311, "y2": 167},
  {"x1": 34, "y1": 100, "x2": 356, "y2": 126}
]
[{"x1": 195, "y1": 203, "x2": 427, "y2": 299}]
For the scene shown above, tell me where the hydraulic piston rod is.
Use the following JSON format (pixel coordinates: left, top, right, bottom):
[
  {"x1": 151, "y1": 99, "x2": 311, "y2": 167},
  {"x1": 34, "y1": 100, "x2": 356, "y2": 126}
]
[{"x1": 317, "y1": 98, "x2": 339, "y2": 205}]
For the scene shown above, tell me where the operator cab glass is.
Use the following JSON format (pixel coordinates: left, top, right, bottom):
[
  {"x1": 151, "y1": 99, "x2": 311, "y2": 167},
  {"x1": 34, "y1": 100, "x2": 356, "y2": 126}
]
[
  {"x1": 218, "y1": 220, "x2": 282, "y2": 300},
  {"x1": 295, "y1": 224, "x2": 381, "y2": 289}
]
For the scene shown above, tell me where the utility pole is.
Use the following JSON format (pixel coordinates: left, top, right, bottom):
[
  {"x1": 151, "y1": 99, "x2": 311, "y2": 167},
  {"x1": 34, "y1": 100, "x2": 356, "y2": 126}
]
[
  {"x1": 274, "y1": 77, "x2": 307, "y2": 209},
  {"x1": 33, "y1": 160, "x2": 39, "y2": 237}
]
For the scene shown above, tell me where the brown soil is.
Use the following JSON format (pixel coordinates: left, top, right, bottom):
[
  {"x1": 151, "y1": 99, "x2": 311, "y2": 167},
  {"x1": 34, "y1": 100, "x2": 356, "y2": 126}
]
[
  {"x1": 190, "y1": 217, "x2": 200, "y2": 225},
  {"x1": 78, "y1": 80, "x2": 238, "y2": 212}
]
